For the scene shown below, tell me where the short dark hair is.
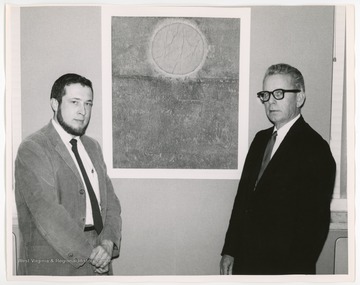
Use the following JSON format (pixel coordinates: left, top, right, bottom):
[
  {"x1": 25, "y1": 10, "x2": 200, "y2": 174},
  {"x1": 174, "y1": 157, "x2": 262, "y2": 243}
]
[
  {"x1": 50, "y1": 73, "x2": 93, "y2": 103},
  {"x1": 263, "y1": 63, "x2": 305, "y2": 92}
]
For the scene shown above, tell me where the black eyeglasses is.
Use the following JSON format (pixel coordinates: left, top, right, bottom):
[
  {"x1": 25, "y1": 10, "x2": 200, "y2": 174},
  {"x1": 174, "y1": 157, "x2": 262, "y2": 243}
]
[{"x1": 257, "y1": 89, "x2": 300, "y2": 103}]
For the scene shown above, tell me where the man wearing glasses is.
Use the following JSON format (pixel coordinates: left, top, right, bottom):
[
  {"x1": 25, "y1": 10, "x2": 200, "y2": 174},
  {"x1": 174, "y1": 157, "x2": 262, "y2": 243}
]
[{"x1": 220, "y1": 63, "x2": 336, "y2": 275}]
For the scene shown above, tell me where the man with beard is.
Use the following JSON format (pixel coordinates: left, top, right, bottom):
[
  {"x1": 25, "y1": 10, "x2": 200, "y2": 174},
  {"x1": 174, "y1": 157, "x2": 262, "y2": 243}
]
[{"x1": 14, "y1": 73, "x2": 122, "y2": 275}]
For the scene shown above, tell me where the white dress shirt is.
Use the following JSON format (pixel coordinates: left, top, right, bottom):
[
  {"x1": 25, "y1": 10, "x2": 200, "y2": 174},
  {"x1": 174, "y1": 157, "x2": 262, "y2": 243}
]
[
  {"x1": 271, "y1": 114, "x2": 301, "y2": 158},
  {"x1": 52, "y1": 119, "x2": 101, "y2": 225}
]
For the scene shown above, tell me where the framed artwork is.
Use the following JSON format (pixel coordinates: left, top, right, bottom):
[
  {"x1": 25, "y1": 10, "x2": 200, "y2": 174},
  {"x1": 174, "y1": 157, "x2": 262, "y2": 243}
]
[{"x1": 102, "y1": 6, "x2": 251, "y2": 179}]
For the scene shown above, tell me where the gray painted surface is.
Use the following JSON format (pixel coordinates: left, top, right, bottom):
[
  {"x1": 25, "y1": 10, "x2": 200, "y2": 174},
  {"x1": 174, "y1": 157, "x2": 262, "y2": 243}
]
[{"x1": 111, "y1": 17, "x2": 240, "y2": 169}]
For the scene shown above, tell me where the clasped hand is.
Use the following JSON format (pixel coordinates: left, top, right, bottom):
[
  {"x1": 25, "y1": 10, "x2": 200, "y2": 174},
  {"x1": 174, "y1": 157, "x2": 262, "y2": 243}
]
[{"x1": 89, "y1": 239, "x2": 114, "y2": 274}]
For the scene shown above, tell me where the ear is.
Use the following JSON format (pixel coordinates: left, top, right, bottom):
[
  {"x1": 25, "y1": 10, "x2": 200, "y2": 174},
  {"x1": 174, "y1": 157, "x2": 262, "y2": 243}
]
[
  {"x1": 50, "y1": 98, "x2": 59, "y2": 113},
  {"x1": 296, "y1": 91, "x2": 306, "y2": 108}
]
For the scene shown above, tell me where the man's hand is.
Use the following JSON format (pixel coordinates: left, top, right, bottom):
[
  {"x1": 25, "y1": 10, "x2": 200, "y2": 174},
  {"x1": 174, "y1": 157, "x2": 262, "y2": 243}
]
[
  {"x1": 93, "y1": 264, "x2": 109, "y2": 274},
  {"x1": 89, "y1": 240, "x2": 114, "y2": 270},
  {"x1": 220, "y1": 254, "x2": 234, "y2": 275}
]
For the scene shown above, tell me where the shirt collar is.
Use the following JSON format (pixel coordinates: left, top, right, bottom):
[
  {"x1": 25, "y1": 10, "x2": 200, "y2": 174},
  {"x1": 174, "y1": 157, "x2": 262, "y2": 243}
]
[{"x1": 274, "y1": 114, "x2": 301, "y2": 136}]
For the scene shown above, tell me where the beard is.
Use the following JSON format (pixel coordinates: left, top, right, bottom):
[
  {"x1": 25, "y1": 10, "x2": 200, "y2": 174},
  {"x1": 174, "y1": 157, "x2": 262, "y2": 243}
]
[{"x1": 57, "y1": 107, "x2": 89, "y2": 136}]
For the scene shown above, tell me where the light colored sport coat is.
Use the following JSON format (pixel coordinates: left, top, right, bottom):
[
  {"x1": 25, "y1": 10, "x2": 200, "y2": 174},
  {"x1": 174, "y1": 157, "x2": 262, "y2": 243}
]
[{"x1": 15, "y1": 121, "x2": 122, "y2": 275}]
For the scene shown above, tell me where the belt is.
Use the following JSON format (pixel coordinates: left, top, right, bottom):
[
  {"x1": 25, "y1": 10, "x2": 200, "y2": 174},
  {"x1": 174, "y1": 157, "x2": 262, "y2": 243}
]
[{"x1": 84, "y1": 225, "x2": 95, "y2": 232}]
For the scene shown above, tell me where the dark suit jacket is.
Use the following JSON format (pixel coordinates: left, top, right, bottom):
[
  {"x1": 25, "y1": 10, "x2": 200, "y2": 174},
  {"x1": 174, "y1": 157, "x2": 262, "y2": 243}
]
[
  {"x1": 222, "y1": 116, "x2": 336, "y2": 274},
  {"x1": 15, "y1": 122, "x2": 122, "y2": 275}
]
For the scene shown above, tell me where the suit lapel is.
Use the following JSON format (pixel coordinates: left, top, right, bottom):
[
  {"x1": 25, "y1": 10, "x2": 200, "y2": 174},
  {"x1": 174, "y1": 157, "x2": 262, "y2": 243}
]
[
  {"x1": 270, "y1": 116, "x2": 305, "y2": 163},
  {"x1": 44, "y1": 121, "x2": 84, "y2": 184},
  {"x1": 256, "y1": 117, "x2": 305, "y2": 187}
]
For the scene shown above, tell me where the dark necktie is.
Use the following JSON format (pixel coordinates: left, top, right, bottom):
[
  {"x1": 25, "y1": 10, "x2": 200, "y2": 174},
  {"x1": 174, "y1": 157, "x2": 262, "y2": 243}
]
[
  {"x1": 70, "y1": 139, "x2": 103, "y2": 234},
  {"x1": 256, "y1": 131, "x2": 277, "y2": 183}
]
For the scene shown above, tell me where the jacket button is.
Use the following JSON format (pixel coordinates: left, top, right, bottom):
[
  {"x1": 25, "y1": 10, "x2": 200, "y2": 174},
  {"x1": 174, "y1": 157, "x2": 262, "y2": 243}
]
[
  {"x1": 68, "y1": 253, "x2": 73, "y2": 257},
  {"x1": 79, "y1": 189, "x2": 85, "y2": 195}
]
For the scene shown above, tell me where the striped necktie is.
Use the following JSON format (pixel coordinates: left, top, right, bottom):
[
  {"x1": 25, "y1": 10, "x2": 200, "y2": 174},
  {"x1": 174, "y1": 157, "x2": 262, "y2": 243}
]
[{"x1": 256, "y1": 131, "x2": 277, "y2": 184}]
